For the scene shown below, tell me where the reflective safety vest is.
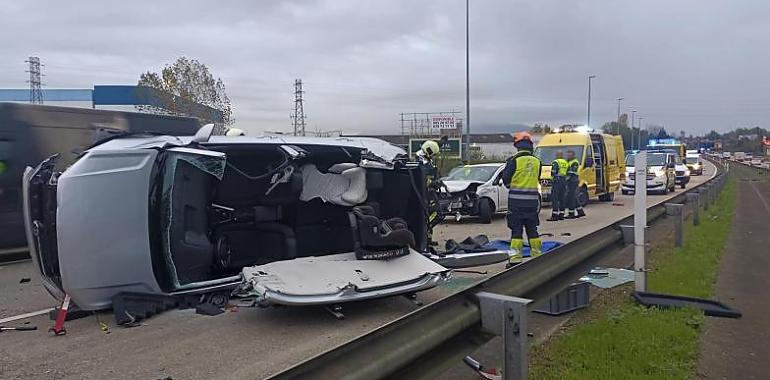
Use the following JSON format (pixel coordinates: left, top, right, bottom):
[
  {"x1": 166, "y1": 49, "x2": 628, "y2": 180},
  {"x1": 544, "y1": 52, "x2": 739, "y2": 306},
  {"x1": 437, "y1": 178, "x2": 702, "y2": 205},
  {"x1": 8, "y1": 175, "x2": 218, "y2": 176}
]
[
  {"x1": 508, "y1": 152, "x2": 541, "y2": 207},
  {"x1": 567, "y1": 158, "x2": 580, "y2": 180},
  {"x1": 552, "y1": 158, "x2": 568, "y2": 177}
]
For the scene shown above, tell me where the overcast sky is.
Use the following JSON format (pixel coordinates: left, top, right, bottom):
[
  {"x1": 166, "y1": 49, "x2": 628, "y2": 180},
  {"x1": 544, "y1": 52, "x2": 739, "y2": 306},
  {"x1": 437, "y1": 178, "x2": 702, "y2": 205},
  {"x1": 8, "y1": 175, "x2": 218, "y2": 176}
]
[{"x1": 1, "y1": 1, "x2": 768, "y2": 135}]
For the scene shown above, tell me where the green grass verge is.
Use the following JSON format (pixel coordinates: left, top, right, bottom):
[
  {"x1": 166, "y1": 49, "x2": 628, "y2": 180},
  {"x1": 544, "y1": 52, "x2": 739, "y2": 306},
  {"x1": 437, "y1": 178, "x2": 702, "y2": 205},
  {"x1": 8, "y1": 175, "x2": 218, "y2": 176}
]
[{"x1": 530, "y1": 178, "x2": 736, "y2": 380}]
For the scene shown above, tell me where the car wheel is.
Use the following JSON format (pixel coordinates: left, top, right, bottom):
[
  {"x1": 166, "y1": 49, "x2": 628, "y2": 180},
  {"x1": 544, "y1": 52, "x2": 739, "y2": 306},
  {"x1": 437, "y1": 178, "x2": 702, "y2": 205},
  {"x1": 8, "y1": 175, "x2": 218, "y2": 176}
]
[
  {"x1": 680, "y1": 183, "x2": 686, "y2": 189},
  {"x1": 598, "y1": 192, "x2": 615, "y2": 202},
  {"x1": 621, "y1": 190, "x2": 629, "y2": 195},
  {"x1": 577, "y1": 186, "x2": 589, "y2": 208},
  {"x1": 478, "y1": 198, "x2": 493, "y2": 224}
]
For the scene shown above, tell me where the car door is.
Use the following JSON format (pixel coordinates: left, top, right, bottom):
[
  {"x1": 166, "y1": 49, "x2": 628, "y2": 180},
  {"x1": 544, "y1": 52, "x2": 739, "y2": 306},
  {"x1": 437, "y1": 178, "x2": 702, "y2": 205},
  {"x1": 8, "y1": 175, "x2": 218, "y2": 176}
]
[
  {"x1": 582, "y1": 144, "x2": 597, "y2": 193},
  {"x1": 493, "y1": 165, "x2": 507, "y2": 211}
]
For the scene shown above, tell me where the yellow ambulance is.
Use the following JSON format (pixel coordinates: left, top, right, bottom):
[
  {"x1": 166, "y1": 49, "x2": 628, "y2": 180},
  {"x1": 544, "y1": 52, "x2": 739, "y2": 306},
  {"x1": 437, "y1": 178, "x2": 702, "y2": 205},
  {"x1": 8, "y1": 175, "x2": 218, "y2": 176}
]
[{"x1": 535, "y1": 128, "x2": 625, "y2": 206}]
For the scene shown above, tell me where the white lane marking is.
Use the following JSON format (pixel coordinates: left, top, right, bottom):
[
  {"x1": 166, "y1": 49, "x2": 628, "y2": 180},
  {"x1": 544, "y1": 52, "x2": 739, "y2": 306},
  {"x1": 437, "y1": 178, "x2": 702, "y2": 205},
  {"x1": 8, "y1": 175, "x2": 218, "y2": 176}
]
[
  {"x1": 0, "y1": 308, "x2": 54, "y2": 324},
  {"x1": 750, "y1": 182, "x2": 770, "y2": 216}
]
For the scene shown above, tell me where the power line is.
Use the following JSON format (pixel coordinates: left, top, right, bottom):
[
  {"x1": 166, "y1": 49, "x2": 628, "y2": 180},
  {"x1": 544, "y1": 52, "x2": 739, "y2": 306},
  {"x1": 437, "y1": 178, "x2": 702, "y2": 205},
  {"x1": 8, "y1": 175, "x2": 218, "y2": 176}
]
[
  {"x1": 25, "y1": 56, "x2": 44, "y2": 104},
  {"x1": 291, "y1": 79, "x2": 306, "y2": 136}
]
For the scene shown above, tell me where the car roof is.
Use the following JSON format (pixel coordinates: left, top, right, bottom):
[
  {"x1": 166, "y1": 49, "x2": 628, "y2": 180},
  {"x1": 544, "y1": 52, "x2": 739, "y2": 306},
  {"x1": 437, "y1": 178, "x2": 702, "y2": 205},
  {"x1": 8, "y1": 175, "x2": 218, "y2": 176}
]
[{"x1": 455, "y1": 163, "x2": 505, "y2": 167}]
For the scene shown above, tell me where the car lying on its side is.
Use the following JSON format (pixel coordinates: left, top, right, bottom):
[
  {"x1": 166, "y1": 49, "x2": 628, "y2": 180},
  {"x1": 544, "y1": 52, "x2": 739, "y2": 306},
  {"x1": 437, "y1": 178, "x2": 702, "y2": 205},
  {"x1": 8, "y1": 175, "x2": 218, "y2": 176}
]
[
  {"x1": 24, "y1": 125, "x2": 453, "y2": 311},
  {"x1": 439, "y1": 163, "x2": 507, "y2": 224},
  {"x1": 621, "y1": 152, "x2": 676, "y2": 195}
]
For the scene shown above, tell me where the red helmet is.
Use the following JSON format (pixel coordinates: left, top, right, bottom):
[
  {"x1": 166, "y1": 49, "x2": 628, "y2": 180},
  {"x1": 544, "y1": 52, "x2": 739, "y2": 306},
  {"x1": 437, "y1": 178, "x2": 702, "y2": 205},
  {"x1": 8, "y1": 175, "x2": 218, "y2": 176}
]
[{"x1": 513, "y1": 131, "x2": 533, "y2": 144}]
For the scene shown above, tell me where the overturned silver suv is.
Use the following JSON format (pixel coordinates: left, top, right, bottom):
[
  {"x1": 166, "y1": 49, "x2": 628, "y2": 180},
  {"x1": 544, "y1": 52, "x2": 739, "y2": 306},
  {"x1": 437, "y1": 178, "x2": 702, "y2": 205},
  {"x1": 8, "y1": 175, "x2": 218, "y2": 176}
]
[{"x1": 24, "y1": 125, "x2": 450, "y2": 311}]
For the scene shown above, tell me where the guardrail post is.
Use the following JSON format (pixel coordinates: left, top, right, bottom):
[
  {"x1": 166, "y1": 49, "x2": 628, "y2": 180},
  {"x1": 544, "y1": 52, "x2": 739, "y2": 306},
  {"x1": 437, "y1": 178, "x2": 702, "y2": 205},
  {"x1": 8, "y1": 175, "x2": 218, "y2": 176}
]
[
  {"x1": 665, "y1": 203, "x2": 685, "y2": 247},
  {"x1": 477, "y1": 292, "x2": 532, "y2": 380},
  {"x1": 686, "y1": 193, "x2": 700, "y2": 226},
  {"x1": 701, "y1": 185, "x2": 710, "y2": 210}
]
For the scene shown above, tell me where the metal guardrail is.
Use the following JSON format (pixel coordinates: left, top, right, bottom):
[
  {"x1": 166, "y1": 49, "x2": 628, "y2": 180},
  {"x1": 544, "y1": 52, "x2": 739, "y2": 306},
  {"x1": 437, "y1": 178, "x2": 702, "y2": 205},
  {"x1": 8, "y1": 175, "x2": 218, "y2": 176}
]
[{"x1": 270, "y1": 158, "x2": 728, "y2": 380}]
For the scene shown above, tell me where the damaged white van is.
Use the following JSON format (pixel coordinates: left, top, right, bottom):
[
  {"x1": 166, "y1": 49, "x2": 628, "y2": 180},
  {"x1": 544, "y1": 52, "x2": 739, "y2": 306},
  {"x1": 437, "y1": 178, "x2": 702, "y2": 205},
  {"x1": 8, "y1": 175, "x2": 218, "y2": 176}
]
[{"x1": 24, "y1": 125, "x2": 451, "y2": 311}]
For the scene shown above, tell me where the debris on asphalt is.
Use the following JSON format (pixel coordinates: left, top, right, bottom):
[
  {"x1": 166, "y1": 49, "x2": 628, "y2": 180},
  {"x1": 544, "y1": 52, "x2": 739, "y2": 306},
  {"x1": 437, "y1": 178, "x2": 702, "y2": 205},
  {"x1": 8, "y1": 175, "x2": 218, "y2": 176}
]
[
  {"x1": 463, "y1": 356, "x2": 502, "y2": 380},
  {"x1": 579, "y1": 267, "x2": 634, "y2": 288},
  {"x1": 195, "y1": 303, "x2": 224, "y2": 316},
  {"x1": 0, "y1": 325, "x2": 38, "y2": 333},
  {"x1": 19, "y1": 277, "x2": 31, "y2": 283}
]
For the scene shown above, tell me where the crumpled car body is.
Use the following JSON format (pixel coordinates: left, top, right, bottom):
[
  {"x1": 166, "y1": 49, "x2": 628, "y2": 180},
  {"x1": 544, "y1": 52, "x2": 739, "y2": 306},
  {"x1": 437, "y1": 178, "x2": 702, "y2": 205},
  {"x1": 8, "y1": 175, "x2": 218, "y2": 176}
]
[
  {"x1": 439, "y1": 163, "x2": 507, "y2": 222},
  {"x1": 23, "y1": 128, "x2": 451, "y2": 311}
]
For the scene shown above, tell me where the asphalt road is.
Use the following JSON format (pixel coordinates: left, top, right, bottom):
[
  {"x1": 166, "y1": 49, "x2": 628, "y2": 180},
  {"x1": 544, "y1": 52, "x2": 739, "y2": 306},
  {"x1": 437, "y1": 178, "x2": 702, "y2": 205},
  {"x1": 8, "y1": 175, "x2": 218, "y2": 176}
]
[{"x1": 0, "y1": 163, "x2": 715, "y2": 380}]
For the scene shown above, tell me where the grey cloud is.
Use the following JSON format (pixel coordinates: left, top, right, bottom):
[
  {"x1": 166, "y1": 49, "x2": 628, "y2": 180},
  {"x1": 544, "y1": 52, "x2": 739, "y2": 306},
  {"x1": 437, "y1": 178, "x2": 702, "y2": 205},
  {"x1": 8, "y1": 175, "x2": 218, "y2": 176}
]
[{"x1": 1, "y1": 0, "x2": 768, "y2": 134}]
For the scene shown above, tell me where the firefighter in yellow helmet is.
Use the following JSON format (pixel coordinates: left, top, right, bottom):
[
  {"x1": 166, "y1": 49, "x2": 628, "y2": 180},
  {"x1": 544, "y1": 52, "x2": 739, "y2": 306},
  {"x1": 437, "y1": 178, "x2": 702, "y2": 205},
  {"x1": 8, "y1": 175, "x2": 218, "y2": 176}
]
[
  {"x1": 501, "y1": 132, "x2": 542, "y2": 266},
  {"x1": 417, "y1": 140, "x2": 444, "y2": 250},
  {"x1": 225, "y1": 128, "x2": 245, "y2": 136}
]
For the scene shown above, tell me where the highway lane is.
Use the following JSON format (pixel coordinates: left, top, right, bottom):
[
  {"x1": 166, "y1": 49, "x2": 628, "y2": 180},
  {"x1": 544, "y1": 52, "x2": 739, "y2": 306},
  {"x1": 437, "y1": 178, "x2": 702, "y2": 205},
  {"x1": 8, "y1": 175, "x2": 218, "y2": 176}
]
[{"x1": 0, "y1": 162, "x2": 715, "y2": 380}]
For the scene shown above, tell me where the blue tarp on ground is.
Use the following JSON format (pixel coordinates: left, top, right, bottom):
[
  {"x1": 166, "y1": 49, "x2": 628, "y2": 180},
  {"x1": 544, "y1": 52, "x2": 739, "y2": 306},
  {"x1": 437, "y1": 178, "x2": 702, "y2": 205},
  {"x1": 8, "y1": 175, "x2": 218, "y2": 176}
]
[{"x1": 486, "y1": 239, "x2": 562, "y2": 257}]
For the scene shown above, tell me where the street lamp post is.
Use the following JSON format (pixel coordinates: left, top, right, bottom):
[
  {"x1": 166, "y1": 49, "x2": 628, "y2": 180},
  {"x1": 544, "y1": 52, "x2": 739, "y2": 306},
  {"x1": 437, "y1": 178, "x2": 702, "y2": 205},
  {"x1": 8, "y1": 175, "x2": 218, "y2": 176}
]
[
  {"x1": 631, "y1": 110, "x2": 637, "y2": 150},
  {"x1": 638, "y1": 117, "x2": 644, "y2": 149},
  {"x1": 464, "y1": 0, "x2": 470, "y2": 163},
  {"x1": 587, "y1": 75, "x2": 596, "y2": 128},
  {"x1": 616, "y1": 97, "x2": 624, "y2": 135}
]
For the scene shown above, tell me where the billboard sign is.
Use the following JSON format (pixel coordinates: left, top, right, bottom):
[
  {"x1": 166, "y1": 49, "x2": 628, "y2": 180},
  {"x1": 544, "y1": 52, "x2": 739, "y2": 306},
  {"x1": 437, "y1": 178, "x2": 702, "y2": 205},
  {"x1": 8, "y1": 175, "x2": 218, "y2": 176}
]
[
  {"x1": 431, "y1": 116, "x2": 456, "y2": 131},
  {"x1": 409, "y1": 137, "x2": 462, "y2": 158}
]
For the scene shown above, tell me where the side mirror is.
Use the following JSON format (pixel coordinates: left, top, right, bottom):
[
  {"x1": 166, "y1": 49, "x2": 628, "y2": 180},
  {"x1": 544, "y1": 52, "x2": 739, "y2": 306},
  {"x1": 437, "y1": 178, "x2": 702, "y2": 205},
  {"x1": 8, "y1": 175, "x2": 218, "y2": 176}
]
[
  {"x1": 494, "y1": 175, "x2": 503, "y2": 185},
  {"x1": 667, "y1": 162, "x2": 675, "y2": 169},
  {"x1": 584, "y1": 157, "x2": 594, "y2": 168}
]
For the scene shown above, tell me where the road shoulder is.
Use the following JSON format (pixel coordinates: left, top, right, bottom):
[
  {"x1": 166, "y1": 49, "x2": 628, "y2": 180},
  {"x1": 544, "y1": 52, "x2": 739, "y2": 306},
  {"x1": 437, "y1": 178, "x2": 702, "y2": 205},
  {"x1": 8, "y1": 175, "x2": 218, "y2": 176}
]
[{"x1": 697, "y1": 174, "x2": 770, "y2": 379}]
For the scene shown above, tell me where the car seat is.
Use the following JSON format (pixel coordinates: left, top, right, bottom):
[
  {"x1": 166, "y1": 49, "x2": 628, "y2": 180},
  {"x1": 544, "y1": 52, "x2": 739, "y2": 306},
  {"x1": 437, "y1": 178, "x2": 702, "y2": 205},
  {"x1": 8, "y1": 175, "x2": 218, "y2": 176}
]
[
  {"x1": 299, "y1": 163, "x2": 368, "y2": 206},
  {"x1": 349, "y1": 205, "x2": 415, "y2": 260}
]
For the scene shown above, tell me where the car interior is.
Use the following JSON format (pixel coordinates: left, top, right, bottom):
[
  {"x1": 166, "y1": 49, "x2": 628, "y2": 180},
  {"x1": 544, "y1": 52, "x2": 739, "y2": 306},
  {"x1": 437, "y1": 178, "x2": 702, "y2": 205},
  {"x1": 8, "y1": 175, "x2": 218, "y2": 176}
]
[{"x1": 153, "y1": 143, "x2": 428, "y2": 291}]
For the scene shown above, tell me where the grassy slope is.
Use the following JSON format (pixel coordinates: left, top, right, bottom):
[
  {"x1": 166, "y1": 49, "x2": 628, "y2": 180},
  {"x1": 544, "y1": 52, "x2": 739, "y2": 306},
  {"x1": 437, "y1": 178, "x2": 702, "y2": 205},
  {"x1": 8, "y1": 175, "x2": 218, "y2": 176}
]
[{"x1": 531, "y1": 179, "x2": 736, "y2": 380}]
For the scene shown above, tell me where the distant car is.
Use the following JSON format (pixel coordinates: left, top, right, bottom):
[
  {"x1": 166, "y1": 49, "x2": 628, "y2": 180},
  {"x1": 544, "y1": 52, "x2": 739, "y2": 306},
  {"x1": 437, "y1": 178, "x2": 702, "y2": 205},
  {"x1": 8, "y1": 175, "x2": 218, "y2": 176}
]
[
  {"x1": 684, "y1": 154, "x2": 704, "y2": 176},
  {"x1": 440, "y1": 163, "x2": 507, "y2": 224},
  {"x1": 622, "y1": 152, "x2": 676, "y2": 195},
  {"x1": 751, "y1": 158, "x2": 764, "y2": 167},
  {"x1": 24, "y1": 126, "x2": 454, "y2": 311}
]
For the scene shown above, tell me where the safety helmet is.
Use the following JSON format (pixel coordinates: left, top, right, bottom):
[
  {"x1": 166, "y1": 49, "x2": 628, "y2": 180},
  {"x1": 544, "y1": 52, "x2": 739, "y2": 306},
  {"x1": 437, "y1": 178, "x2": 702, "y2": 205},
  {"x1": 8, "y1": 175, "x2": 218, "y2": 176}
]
[
  {"x1": 225, "y1": 128, "x2": 245, "y2": 137},
  {"x1": 421, "y1": 140, "x2": 440, "y2": 157}
]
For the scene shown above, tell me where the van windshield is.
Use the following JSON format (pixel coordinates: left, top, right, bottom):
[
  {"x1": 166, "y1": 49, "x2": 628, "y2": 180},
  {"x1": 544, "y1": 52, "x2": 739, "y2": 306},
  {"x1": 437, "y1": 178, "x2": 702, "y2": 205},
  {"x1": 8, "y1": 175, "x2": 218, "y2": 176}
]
[
  {"x1": 626, "y1": 153, "x2": 668, "y2": 167},
  {"x1": 685, "y1": 157, "x2": 700, "y2": 164},
  {"x1": 534, "y1": 145, "x2": 583, "y2": 164}
]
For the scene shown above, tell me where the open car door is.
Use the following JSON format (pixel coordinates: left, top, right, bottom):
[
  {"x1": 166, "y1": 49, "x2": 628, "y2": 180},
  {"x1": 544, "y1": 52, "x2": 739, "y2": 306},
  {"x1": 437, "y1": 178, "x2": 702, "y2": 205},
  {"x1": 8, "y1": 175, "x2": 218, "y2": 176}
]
[{"x1": 236, "y1": 250, "x2": 450, "y2": 306}]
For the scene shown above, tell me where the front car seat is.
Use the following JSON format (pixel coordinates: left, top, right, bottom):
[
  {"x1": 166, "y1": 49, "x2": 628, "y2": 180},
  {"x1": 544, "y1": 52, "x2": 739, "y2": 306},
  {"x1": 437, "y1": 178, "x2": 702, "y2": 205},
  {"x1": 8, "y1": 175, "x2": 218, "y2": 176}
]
[{"x1": 299, "y1": 163, "x2": 368, "y2": 206}]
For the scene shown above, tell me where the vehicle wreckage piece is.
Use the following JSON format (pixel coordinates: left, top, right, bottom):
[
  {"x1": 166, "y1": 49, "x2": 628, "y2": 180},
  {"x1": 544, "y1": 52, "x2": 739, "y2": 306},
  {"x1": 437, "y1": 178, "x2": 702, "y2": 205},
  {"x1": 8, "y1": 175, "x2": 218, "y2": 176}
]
[{"x1": 235, "y1": 251, "x2": 450, "y2": 306}]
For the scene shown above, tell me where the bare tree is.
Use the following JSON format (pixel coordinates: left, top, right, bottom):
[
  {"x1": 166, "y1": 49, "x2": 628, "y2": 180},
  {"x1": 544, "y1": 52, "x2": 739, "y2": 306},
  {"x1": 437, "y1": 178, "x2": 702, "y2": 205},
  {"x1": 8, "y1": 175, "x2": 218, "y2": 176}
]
[{"x1": 137, "y1": 57, "x2": 233, "y2": 127}]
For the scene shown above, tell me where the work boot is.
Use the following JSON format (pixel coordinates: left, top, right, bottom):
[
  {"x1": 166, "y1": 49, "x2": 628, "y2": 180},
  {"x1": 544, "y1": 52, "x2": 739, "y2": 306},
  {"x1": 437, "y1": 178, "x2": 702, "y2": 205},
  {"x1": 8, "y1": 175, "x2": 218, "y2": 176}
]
[
  {"x1": 558, "y1": 213, "x2": 565, "y2": 220},
  {"x1": 529, "y1": 238, "x2": 543, "y2": 258},
  {"x1": 506, "y1": 238, "x2": 524, "y2": 267},
  {"x1": 565, "y1": 212, "x2": 576, "y2": 219},
  {"x1": 576, "y1": 209, "x2": 586, "y2": 218},
  {"x1": 546, "y1": 214, "x2": 559, "y2": 221}
]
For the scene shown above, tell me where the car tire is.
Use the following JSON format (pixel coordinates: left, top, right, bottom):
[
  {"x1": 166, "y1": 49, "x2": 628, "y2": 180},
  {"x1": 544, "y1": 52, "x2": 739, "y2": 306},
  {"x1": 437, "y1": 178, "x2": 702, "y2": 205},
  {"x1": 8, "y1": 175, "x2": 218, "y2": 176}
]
[
  {"x1": 680, "y1": 183, "x2": 686, "y2": 189},
  {"x1": 479, "y1": 198, "x2": 493, "y2": 224},
  {"x1": 598, "y1": 192, "x2": 615, "y2": 202},
  {"x1": 621, "y1": 190, "x2": 629, "y2": 195},
  {"x1": 577, "y1": 186, "x2": 589, "y2": 208}
]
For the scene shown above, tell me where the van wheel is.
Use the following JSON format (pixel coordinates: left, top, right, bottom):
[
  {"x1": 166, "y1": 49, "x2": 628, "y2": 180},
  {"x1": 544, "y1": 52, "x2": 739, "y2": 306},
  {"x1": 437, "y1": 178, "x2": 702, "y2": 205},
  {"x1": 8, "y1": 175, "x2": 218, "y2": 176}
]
[
  {"x1": 598, "y1": 192, "x2": 615, "y2": 202},
  {"x1": 621, "y1": 190, "x2": 629, "y2": 195},
  {"x1": 577, "y1": 186, "x2": 589, "y2": 208},
  {"x1": 680, "y1": 183, "x2": 686, "y2": 189},
  {"x1": 478, "y1": 198, "x2": 493, "y2": 224}
]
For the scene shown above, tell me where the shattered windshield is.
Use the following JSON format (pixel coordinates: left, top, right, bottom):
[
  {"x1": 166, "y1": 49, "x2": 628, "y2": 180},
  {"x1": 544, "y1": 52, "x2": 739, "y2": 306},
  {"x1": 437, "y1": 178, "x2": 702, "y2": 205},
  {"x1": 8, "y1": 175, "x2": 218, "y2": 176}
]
[{"x1": 444, "y1": 165, "x2": 500, "y2": 182}]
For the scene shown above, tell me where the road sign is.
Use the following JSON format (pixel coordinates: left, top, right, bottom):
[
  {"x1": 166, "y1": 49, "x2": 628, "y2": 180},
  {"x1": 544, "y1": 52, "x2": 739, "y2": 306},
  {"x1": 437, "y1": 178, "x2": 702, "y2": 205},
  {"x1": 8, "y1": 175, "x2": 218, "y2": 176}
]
[{"x1": 409, "y1": 138, "x2": 462, "y2": 158}]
